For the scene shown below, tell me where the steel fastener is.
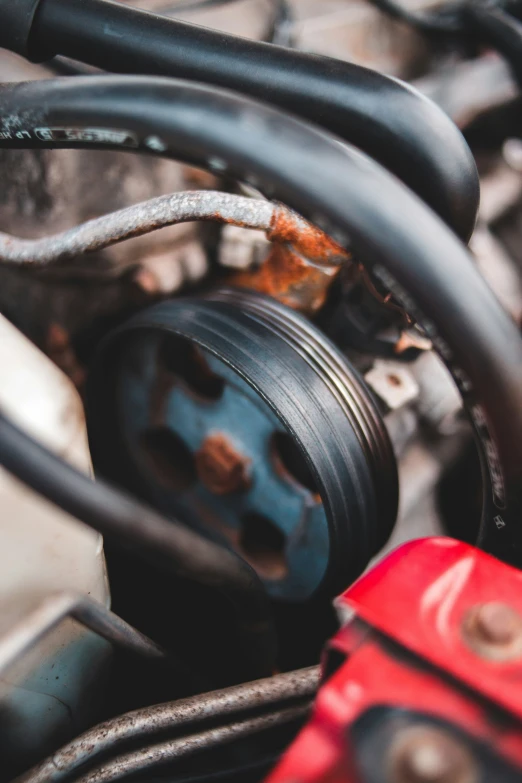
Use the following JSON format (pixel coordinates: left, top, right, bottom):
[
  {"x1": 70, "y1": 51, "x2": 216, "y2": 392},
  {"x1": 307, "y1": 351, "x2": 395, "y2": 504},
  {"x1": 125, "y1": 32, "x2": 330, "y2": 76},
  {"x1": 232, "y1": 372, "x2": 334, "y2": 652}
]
[
  {"x1": 390, "y1": 725, "x2": 478, "y2": 783},
  {"x1": 463, "y1": 602, "x2": 522, "y2": 662},
  {"x1": 195, "y1": 433, "x2": 251, "y2": 495}
]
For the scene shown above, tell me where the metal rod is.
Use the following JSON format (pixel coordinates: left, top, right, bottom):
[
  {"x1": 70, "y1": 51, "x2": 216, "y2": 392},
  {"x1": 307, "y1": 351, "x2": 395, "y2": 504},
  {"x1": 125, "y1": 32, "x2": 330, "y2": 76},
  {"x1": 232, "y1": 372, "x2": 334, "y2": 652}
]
[
  {"x1": 72, "y1": 705, "x2": 310, "y2": 783},
  {"x1": 0, "y1": 592, "x2": 166, "y2": 677},
  {"x1": 0, "y1": 190, "x2": 346, "y2": 270},
  {"x1": 0, "y1": 410, "x2": 276, "y2": 680},
  {"x1": 0, "y1": 191, "x2": 274, "y2": 267},
  {"x1": 18, "y1": 667, "x2": 319, "y2": 783}
]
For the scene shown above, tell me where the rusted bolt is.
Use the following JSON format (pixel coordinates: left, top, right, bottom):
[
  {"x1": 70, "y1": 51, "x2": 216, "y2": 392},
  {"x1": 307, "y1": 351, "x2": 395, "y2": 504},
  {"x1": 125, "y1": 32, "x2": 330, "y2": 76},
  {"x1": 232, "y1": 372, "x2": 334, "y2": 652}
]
[
  {"x1": 390, "y1": 726, "x2": 477, "y2": 783},
  {"x1": 463, "y1": 602, "x2": 522, "y2": 661},
  {"x1": 195, "y1": 433, "x2": 251, "y2": 495},
  {"x1": 387, "y1": 373, "x2": 403, "y2": 388}
]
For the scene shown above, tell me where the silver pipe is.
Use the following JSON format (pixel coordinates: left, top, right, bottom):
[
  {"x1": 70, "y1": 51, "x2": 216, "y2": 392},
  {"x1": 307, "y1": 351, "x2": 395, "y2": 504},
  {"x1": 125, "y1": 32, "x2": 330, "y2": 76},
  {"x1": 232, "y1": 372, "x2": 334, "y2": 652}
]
[
  {"x1": 0, "y1": 191, "x2": 275, "y2": 266},
  {"x1": 73, "y1": 704, "x2": 310, "y2": 783},
  {"x1": 18, "y1": 666, "x2": 319, "y2": 783}
]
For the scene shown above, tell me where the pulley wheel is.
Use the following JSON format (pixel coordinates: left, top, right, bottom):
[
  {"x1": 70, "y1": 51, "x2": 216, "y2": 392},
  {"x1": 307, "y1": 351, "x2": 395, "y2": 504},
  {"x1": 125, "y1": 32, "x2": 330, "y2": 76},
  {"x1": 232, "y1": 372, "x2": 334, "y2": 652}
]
[{"x1": 87, "y1": 289, "x2": 398, "y2": 601}]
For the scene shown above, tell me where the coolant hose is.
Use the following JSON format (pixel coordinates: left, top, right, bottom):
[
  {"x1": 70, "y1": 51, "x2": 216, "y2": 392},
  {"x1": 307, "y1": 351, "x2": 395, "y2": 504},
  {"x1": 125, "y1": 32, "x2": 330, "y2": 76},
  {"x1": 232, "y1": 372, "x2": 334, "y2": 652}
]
[{"x1": 0, "y1": 0, "x2": 479, "y2": 240}]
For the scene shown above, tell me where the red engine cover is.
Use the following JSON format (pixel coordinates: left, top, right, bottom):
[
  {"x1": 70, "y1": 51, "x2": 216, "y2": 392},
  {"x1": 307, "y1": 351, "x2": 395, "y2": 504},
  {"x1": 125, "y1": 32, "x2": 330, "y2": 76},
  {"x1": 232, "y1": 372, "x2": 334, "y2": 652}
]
[{"x1": 267, "y1": 538, "x2": 522, "y2": 782}]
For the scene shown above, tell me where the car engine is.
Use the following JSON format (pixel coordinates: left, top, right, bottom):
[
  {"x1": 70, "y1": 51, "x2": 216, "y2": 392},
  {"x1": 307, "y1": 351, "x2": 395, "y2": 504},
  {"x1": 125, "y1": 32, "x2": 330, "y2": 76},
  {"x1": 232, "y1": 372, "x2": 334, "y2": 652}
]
[{"x1": 0, "y1": 1, "x2": 522, "y2": 781}]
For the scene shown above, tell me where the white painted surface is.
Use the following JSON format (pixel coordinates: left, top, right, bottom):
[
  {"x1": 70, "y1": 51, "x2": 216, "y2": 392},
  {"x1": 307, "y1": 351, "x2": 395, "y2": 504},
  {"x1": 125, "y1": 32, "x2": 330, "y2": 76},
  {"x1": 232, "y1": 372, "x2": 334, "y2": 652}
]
[{"x1": 0, "y1": 315, "x2": 110, "y2": 769}]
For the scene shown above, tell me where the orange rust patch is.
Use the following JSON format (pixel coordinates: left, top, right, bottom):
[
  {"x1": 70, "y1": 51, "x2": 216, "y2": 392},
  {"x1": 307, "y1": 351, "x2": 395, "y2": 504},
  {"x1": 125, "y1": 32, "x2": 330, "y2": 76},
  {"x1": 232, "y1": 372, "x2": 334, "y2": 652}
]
[
  {"x1": 46, "y1": 323, "x2": 86, "y2": 390},
  {"x1": 233, "y1": 244, "x2": 339, "y2": 313},
  {"x1": 268, "y1": 206, "x2": 350, "y2": 265},
  {"x1": 195, "y1": 433, "x2": 251, "y2": 495}
]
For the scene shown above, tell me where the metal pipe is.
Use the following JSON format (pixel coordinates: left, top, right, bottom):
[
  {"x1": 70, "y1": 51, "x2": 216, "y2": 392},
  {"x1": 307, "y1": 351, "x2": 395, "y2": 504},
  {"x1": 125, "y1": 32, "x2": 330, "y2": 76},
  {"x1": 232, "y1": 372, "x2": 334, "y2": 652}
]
[
  {"x1": 0, "y1": 191, "x2": 346, "y2": 269},
  {"x1": 0, "y1": 189, "x2": 348, "y2": 311},
  {"x1": 71, "y1": 705, "x2": 310, "y2": 783},
  {"x1": 19, "y1": 667, "x2": 319, "y2": 783}
]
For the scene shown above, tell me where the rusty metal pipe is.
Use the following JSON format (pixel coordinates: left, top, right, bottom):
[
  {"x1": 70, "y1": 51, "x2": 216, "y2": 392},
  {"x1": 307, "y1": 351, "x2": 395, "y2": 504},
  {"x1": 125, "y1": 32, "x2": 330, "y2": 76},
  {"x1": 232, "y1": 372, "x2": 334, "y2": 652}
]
[
  {"x1": 69, "y1": 705, "x2": 310, "y2": 783},
  {"x1": 0, "y1": 189, "x2": 348, "y2": 312},
  {"x1": 0, "y1": 191, "x2": 274, "y2": 267},
  {"x1": 18, "y1": 666, "x2": 319, "y2": 783},
  {"x1": 0, "y1": 190, "x2": 346, "y2": 269}
]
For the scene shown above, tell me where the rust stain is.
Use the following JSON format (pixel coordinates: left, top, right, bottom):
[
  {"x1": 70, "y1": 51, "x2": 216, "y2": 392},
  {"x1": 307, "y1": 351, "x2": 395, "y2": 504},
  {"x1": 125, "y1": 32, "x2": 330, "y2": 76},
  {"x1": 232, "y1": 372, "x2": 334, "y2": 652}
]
[
  {"x1": 233, "y1": 244, "x2": 338, "y2": 314},
  {"x1": 46, "y1": 323, "x2": 86, "y2": 391},
  {"x1": 231, "y1": 205, "x2": 351, "y2": 313},
  {"x1": 209, "y1": 209, "x2": 259, "y2": 231},
  {"x1": 195, "y1": 433, "x2": 251, "y2": 495},
  {"x1": 268, "y1": 206, "x2": 350, "y2": 266}
]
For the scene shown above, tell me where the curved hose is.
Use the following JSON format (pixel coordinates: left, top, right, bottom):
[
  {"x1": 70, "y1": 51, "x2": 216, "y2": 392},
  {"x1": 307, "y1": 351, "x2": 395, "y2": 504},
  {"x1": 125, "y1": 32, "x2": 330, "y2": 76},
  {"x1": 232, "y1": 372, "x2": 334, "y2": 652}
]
[
  {"x1": 463, "y1": 2, "x2": 522, "y2": 87},
  {"x1": 370, "y1": 0, "x2": 522, "y2": 88},
  {"x1": 0, "y1": 409, "x2": 276, "y2": 680},
  {"x1": 366, "y1": 0, "x2": 464, "y2": 32},
  {"x1": 0, "y1": 76, "x2": 520, "y2": 564},
  {"x1": 0, "y1": 0, "x2": 479, "y2": 240}
]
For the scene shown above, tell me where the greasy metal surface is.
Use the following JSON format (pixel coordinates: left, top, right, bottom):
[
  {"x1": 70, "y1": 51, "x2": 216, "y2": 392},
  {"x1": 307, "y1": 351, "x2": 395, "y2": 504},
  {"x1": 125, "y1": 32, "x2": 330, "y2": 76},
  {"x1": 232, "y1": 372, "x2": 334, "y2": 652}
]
[
  {"x1": 0, "y1": 592, "x2": 165, "y2": 676},
  {"x1": 20, "y1": 667, "x2": 319, "y2": 783}
]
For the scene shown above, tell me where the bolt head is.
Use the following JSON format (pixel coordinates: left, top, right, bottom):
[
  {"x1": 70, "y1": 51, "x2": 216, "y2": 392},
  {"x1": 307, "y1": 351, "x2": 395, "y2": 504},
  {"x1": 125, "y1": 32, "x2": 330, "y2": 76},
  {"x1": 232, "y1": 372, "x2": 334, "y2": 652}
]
[
  {"x1": 463, "y1": 603, "x2": 522, "y2": 661},
  {"x1": 195, "y1": 433, "x2": 250, "y2": 495},
  {"x1": 390, "y1": 726, "x2": 477, "y2": 783}
]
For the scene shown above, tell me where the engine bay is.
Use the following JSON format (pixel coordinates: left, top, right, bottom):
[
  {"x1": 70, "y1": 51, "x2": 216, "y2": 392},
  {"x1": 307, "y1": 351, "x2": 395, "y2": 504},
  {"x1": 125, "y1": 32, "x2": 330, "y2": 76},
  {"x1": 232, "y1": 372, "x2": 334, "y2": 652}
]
[{"x1": 0, "y1": 1, "x2": 522, "y2": 781}]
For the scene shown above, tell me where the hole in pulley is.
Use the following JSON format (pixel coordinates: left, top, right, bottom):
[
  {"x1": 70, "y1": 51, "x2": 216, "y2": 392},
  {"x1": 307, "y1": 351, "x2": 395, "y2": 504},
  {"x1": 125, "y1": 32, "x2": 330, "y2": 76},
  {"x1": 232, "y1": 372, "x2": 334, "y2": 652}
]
[
  {"x1": 240, "y1": 512, "x2": 288, "y2": 581},
  {"x1": 139, "y1": 427, "x2": 197, "y2": 491},
  {"x1": 158, "y1": 336, "x2": 225, "y2": 401},
  {"x1": 272, "y1": 432, "x2": 320, "y2": 495}
]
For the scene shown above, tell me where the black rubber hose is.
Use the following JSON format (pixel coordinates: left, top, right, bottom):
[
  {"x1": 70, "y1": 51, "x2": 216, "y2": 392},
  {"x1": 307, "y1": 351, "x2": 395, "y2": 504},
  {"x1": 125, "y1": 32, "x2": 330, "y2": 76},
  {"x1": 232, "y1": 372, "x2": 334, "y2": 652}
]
[
  {"x1": 0, "y1": 77, "x2": 520, "y2": 562},
  {"x1": 0, "y1": 409, "x2": 275, "y2": 681},
  {"x1": 463, "y1": 2, "x2": 522, "y2": 87},
  {"x1": 369, "y1": 0, "x2": 522, "y2": 88},
  {"x1": 365, "y1": 0, "x2": 464, "y2": 32},
  {"x1": 47, "y1": 0, "x2": 294, "y2": 75},
  {"x1": 0, "y1": 0, "x2": 479, "y2": 241},
  {"x1": 161, "y1": 0, "x2": 243, "y2": 11}
]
